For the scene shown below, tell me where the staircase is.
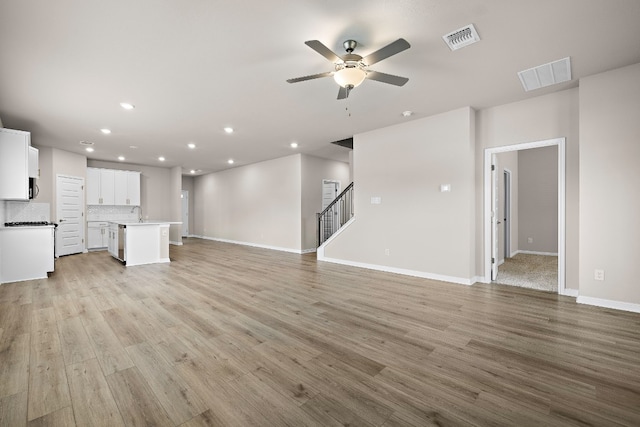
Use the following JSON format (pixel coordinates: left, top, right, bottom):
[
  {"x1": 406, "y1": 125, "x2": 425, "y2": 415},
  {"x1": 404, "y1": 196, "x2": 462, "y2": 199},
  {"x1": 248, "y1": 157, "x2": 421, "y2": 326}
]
[{"x1": 317, "y1": 182, "x2": 353, "y2": 246}]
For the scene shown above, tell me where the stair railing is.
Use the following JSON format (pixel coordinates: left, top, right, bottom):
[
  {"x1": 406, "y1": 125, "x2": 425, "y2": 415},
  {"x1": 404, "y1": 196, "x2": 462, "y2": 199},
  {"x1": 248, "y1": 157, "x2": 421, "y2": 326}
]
[{"x1": 317, "y1": 182, "x2": 354, "y2": 247}]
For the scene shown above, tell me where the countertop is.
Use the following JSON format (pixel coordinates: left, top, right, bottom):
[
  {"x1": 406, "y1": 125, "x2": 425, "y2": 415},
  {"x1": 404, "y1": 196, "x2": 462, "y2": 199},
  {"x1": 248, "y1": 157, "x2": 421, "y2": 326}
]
[
  {"x1": 108, "y1": 220, "x2": 182, "y2": 226},
  {"x1": 0, "y1": 225, "x2": 55, "y2": 231}
]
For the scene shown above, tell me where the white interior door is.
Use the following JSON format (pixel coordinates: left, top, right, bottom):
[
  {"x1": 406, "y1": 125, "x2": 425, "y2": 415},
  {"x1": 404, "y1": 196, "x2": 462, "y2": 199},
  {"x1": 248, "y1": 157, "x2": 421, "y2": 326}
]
[
  {"x1": 181, "y1": 190, "x2": 189, "y2": 237},
  {"x1": 491, "y1": 155, "x2": 499, "y2": 281},
  {"x1": 321, "y1": 180, "x2": 340, "y2": 238},
  {"x1": 56, "y1": 175, "x2": 85, "y2": 256}
]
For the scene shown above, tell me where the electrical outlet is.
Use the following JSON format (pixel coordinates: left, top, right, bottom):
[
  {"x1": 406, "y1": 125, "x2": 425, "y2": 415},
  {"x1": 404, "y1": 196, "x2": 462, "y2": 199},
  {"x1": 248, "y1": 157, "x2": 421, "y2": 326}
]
[
  {"x1": 385, "y1": 248, "x2": 390, "y2": 256},
  {"x1": 594, "y1": 269, "x2": 605, "y2": 281},
  {"x1": 527, "y1": 237, "x2": 533, "y2": 244}
]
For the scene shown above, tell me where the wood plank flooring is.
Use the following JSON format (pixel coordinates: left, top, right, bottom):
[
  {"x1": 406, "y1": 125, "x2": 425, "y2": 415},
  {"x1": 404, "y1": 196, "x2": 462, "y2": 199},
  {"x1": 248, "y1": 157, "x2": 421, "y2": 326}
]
[{"x1": 1, "y1": 238, "x2": 640, "y2": 426}]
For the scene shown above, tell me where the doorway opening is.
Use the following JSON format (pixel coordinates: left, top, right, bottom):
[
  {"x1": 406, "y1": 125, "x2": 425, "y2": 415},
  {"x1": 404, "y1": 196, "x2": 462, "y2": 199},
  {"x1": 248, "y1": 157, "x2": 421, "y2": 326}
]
[
  {"x1": 483, "y1": 137, "x2": 566, "y2": 295},
  {"x1": 503, "y1": 169, "x2": 511, "y2": 261},
  {"x1": 181, "y1": 190, "x2": 189, "y2": 237}
]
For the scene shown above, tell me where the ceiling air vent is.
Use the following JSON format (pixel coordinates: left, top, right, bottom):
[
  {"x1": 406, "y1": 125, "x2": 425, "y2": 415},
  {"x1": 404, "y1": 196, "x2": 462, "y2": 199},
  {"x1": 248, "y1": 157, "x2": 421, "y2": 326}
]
[
  {"x1": 442, "y1": 24, "x2": 480, "y2": 51},
  {"x1": 518, "y1": 57, "x2": 572, "y2": 92}
]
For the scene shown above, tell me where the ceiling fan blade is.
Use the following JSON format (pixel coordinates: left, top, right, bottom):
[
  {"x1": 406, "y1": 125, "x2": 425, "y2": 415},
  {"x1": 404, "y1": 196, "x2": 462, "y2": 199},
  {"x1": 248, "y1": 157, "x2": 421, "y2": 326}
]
[
  {"x1": 305, "y1": 40, "x2": 342, "y2": 63},
  {"x1": 337, "y1": 86, "x2": 349, "y2": 100},
  {"x1": 362, "y1": 38, "x2": 410, "y2": 66},
  {"x1": 286, "y1": 71, "x2": 333, "y2": 84},
  {"x1": 366, "y1": 70, "x2": 409, "y2": 86}
]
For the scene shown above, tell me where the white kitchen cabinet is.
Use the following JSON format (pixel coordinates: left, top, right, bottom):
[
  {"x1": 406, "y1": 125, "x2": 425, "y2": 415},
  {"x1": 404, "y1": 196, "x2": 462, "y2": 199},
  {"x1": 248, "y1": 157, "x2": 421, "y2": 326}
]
[
  {"x1": 29, "y1": 146, "x2": 39, "y2": 178},
  {"x1": 87, "y1": 221, "x2": 109, "y2": 249},
  {"x1": 86, "y1": 168, "x2": 115, "y2": 205},
  {"x1": 88, "y1": 168, "x2": 140, "y2": 206},
  {"x1": 0, "y1": 128, "x2": 30, "y2": 200},
  {"x1": 0, "y1": 226, "x2": 55, "y2": 283},
  {"x1": 107, "y1": 223, "x2": 119, "y2": 258},
  {"x1": 114, "y1": 170, "x2": 140, "y2": 206}
]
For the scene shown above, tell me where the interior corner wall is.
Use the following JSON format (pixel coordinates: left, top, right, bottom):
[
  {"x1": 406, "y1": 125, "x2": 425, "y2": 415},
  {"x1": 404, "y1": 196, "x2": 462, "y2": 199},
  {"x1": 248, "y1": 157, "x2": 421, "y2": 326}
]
[
  {"x1": 579, "y1": 62, "x2": 640, "y2": 305},
  {"x1": 323, "y1": 107, "x2": 476, "y2": 282},
  {"x1": 87, "y1": 160, "x2": 173, "y2": 222},
  {"x1": 193, "y1": 154, "x2": 302, "y2": 251},
  {"x1": 518, "y1": 146, "x2": 558, "y2": 253},
  {"x1": 300, "y1": 154, "x2": 350, "y2": 251},
  {"x1": 475, "y1": 87, "x2": 579, "y2": 290}
]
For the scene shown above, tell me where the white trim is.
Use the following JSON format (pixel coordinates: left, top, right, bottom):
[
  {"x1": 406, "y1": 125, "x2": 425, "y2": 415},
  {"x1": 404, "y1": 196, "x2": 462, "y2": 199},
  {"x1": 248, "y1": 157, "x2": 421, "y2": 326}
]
[
  {"x1": 577, "y1": 296, "x2": 640, "y2": 313},
  {"x1": 513, "y1": 250, "x2": 558, "y2": 256},
  {"x1": 191, "y1": 235, "x2": 305, "y2": 254},
  {"x1": 471, "y1": 276, "x2": 485, "y2": 284},
  {"x1": 563, "y1": 288, "x2": 579, "y2": 297},
  {"x1": 484, "y1": 138, "x2": 566, "y2": 295},
  {"x1": 319, "y1": 256, "x2": 474, "y2": 286},
  {"x1": 301, "y1": 248, "x2": 317, "y2": 254},
  {"x1": 169, "y1": 241, "x2": 183, "y2": 246}
]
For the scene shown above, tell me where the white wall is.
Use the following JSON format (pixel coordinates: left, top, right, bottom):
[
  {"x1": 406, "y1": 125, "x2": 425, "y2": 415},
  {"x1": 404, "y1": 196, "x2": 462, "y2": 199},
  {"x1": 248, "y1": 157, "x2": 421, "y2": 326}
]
[
  {"x1": 579, "y1": 62, "x2": 640, "y2": 306},
  {"x1": 169, "y1": 166, "x2": 182, "y2": 244},
  {"x1": 475, "y1": 88, "x2": 579, "y2": 290},
  {"x1": 323, "y1": 107, "x2": 476, "y2": 283},
  {"x1": 301, "y1": 155, "x2": 350, "y2": 251},
  {"x1": 193, "y1": 154, "x2": 302, "y2": 251}
]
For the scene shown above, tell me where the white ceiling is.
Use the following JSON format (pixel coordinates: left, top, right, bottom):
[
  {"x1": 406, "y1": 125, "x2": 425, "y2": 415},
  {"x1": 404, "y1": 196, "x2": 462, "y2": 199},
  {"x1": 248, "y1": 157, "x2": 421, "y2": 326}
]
[{"x1": 1, "y1": 1, "x2": 639, "y2": 174}]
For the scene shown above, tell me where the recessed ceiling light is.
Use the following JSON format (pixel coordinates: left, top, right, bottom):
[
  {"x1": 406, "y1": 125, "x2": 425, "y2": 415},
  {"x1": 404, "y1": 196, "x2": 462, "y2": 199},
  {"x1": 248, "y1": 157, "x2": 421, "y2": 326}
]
[
  {"x1": 227, "y1": 159, "x2": 234, "y2": 164},
  {"x1": 187, "y1": 143, "x2": 196, "y2": 149},
  {"x1": 224, "y1": 127, "x2": 234, "y2": 134},
  {"x1": 402, "y1": 110, "x2": 413, "y2": 117},
  {"x1": 86, "y1": 147, "x2": 94, "y2": 153},
  {"x1": 290, "y1": 142, "x2": 298, "y2": 148},
  {"x1": 100, "y1": 128, "x2": 111, "y2": 134},
  {"x1": 79, "y1": 140, "x2": 94, "y2": 146},
  {"x1": 129, "y1": 145, "x2": 138, "y2": 149},
  {"x1": 118, "y1": 156, "x2": 125, "y2": 161},
  {"x1": 190, "y1": 170, "x2": 196, "y2": 174},
  {"x1": 120, "y1": 102, "x2": 135, "y2": 110},
  {"x1": 158, "y1": 156, "x2": 165, "y2": 162}
]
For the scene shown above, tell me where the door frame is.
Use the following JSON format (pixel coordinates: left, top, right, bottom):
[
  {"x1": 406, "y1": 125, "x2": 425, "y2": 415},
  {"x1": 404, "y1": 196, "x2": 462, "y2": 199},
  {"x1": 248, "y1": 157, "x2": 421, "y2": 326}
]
[
  {"x1": 483, "y1": 137, "x2": 566, "y2": 295},
  {"x1": 503, "y1": 168, "x2": 512, "y2": 260}
]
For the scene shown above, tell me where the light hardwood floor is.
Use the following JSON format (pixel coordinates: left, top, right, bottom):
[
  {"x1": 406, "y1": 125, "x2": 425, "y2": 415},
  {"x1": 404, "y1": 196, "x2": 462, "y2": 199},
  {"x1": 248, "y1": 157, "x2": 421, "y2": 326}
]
[{"x1": 1, "y1": 238, "x2": 640, "y2": 426}]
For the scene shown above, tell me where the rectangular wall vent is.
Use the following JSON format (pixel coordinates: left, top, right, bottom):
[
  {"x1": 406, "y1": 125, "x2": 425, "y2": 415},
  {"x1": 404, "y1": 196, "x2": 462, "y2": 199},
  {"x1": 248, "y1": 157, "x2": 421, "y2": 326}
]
[
  {"x1": 442, "y1": 24, "x2": 480, "y2": 51},
  {"x1": 518, "y1": 57, "x2": 572, "y2": 92}
]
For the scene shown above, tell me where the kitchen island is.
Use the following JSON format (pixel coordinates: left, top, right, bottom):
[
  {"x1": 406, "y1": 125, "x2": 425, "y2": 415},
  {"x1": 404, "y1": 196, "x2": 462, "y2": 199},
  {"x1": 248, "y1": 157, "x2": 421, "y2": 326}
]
[{"x1": 108, "y1": 221, "x2": 181, "y2": 266}]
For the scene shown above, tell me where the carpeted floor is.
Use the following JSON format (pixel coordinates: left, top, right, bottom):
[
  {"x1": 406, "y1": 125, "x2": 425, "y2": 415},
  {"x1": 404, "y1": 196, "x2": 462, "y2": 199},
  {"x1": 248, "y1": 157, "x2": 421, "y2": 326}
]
[{"x1": 494, "y1": 253, "x2": 558, "y2": 292}]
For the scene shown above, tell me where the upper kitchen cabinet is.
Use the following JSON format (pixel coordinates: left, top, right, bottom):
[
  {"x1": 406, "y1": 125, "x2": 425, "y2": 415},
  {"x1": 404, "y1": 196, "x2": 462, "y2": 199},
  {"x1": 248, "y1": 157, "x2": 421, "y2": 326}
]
[
  {"x1": 114, "y1": 170, "x2": 140, "y2": 206},
  {"x1": 86, "y1": 167, "x2": 115, "y2": 205},
  {"x1": 0, "y1": 128, "x2": 33, "y2": 200},
  {"x1": 87, "y1": 167, "x2": 140, "y2": 206}
]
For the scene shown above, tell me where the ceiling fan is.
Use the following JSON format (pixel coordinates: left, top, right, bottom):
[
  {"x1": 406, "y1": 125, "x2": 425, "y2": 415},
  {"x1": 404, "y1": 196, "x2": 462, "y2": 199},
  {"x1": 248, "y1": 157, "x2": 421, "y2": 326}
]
[{"x1": 287, "y1": 38, "x2": 410, "y2": 99}]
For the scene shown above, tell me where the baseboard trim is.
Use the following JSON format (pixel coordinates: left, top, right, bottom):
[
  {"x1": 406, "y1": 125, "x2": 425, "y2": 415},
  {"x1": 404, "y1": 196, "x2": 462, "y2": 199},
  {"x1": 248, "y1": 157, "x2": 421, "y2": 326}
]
[
  {"x1": 191, "y1": 235, "x2": 307, "y2": 254},
  {"x1": 513, "y1": 250, "x2": 558, "y2": 256},
  {"x1": 169, "y1": 241, "x2": 183, "y2": 246},
  {"x1": 577, "y1": 296, "x2": 640, "y2": 313},
  {"x1": 301, "y1": 248, "x2": 317, "y2": 254},
  {"x1": 317, "y1": 256, "x2": 473, "y2": 286},
  {"x1": 562, "y1": 288, "x2": 579, "y2": 297},
  {"x1": 471, "y1": 275, "x2": 487, "y2": 285}
]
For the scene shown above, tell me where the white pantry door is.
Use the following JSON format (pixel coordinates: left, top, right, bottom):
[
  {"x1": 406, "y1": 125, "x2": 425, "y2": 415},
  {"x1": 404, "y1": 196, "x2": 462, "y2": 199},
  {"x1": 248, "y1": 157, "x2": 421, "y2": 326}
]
[{"x1": 56, "y1": 175, "x2": 85, "y2": 256}]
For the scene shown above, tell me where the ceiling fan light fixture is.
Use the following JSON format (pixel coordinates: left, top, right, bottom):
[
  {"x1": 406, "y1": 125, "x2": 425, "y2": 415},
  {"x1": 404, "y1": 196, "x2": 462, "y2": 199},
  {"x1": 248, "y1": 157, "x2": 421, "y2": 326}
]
[{"x1": 333, "y1": 66, "x2": 366, "y2": 88}]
